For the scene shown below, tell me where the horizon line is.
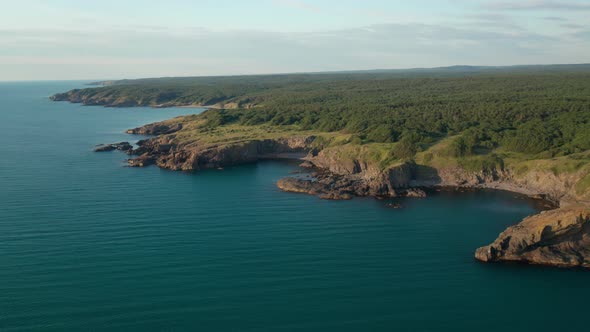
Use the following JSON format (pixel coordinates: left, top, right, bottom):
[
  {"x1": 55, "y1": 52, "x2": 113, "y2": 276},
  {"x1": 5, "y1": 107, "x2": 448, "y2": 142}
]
[{"x1": 2, "y1": 62, "x2": 590, "y2": 83}]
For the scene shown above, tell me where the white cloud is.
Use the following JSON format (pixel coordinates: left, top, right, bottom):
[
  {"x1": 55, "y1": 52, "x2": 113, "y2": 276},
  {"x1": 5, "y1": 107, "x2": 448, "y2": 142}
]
[
  {"x1": 485, "y1": 1, "x2": 590, "y2": 11},
  {"x1": 1, "y1": 19, "x2": 588, "y2": 80}
]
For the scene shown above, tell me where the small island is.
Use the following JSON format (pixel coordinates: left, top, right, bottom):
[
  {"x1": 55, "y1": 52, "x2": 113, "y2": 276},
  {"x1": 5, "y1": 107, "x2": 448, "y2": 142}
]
[{"x1": 52, "y1": 65, "x2": 590, "y2": 268}]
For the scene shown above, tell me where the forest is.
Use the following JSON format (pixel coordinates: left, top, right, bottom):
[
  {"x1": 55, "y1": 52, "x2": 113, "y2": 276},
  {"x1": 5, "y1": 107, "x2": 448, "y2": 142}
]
[{"x1": 54, "y1": 65, "x2": 590, "y2": 159}]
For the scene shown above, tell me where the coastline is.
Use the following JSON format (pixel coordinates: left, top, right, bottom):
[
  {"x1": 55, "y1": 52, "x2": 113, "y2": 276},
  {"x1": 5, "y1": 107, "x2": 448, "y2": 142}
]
[
  {"x1": 50, "y1": 94, "x2": 590, "y2": 269},
  {"x1": 116, "y1": 123, "x2": 590, "y2": 268},
  {"x1": 50, "y1": 93, "x2": 237, "y2": 110}
]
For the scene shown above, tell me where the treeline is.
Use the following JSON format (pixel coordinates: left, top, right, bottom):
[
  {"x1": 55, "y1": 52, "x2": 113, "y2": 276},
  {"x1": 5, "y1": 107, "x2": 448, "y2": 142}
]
[
  {"x1": 69, "y1": 67, "x2": 590, "y2": 158},
  {"x1": 207, "y1": 73, "x2": 590, "y2": 157}
]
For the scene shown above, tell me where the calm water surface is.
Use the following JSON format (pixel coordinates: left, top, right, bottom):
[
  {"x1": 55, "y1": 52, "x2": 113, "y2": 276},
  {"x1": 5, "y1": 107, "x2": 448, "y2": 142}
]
[{"x1": 1, "y1": 82, "x2": 589, "y2": 331}]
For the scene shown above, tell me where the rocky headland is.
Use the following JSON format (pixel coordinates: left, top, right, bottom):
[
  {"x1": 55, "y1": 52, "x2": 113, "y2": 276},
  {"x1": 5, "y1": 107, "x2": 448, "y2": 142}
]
[
  {"x1": 475, "y1": 206, "x2": 590, "y2": 267},
  {"x1": 85, "y1": 116, "x2": 590, "y2": 268},
  {"x1": 50, "y1": 89, "x2": 251, "y2": 109},
  {"x1": 124, "y1": 125, "x2": 314, "y2": 170}
]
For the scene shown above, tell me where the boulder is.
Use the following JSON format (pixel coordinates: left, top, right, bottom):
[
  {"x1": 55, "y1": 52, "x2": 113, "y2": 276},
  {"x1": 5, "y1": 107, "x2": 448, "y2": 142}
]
[{"x1": 94, "y1": 144, "x2": 116, "y2": 152}]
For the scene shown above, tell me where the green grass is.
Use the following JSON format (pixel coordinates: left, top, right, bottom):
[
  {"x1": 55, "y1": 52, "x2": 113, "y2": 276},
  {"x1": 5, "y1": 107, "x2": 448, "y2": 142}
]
[{"x1": 310, "y1": 143, "x2": 396, "y2": 169}]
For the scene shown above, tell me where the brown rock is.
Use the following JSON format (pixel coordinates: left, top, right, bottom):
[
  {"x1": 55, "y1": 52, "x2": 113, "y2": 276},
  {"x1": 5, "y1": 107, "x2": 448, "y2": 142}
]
[
  {"x1": 127, "y1": 123, "x2": 183, "y2": 135},
  {"x1": 319, "y1": 192, "x2": 353, "y2": 200},
  {"x1": 128, "y1": 153, "x2": 155, "y2": 167},
  {"x1": 405, "y1": 188, "x2": 427, "y2": 198},
  {"x1": 475, "y1": 206, "x2": 590, "y2": 268},
  {"x1": 276, "y1": 177, "x2": 328, "y2": 195},
  {"x1": 299, "y1": 161, "x2": 314, "y2": 168}
]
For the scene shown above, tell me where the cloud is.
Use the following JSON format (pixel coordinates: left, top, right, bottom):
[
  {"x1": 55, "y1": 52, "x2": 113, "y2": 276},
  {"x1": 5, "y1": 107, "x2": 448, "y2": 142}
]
[
  {"x1": 456, "y1": 13, "x2": 526, "y2": 32},
  {"x1": 485, "y1": 1, "x2": 590, "y2": 11},
  {"x1": 571, "y1": 29, "x2": 590, "y2": 40},
  {"x1": 543, "y1": 16, "x2": 567, "y2": 21},
  {"x1": 467, "y1": 13, "x2": 512, "y2": 22},
  {"x1": 561, "y1": 23, "x2": 586, "y2": 29},
  {"x1": 0, "y1": 24, "x2": 563, "y2": 56},
  {"x1": 1, "y1": 21, "x2": 588, "y2": 80}
]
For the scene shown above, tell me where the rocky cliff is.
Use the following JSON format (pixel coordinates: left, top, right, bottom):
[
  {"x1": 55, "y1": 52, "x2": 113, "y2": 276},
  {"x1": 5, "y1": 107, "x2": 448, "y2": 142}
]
[
  {"x1": 126, "y1": 128, "x2": 316, "y2": 171},
  {"x1": 120, "y1": 120, "x2": 579, "y2": 206},
  {"x1": 475, "y1": 206, "x2": 590, "y2": 268},
  {"x1": 285, "y1": 147, "x2": 574, "y2": 205},
  {"x1": 127, "y1": 122, "x2": 184, "y2": 135},
  {"x1": 412, "y1": 166, "x2": 581, "y2": 205}
]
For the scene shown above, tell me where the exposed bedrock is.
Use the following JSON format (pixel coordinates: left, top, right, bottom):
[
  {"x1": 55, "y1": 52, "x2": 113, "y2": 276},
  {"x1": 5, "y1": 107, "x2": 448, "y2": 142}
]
[
  {"x1": 126, "y1": 122, "x2": 183, "y2": 135},
  {"x1": 127, "y1": 135, "x2": 316, "y2": 171},
  {"x1": 276, "y1": 162, "x2": 421, "y2": 200},
  {"x1": 93, "y1": 142, "x2": 133, "y2": 152},
  {"x1": 475, "y1": 207, "x2": 590, "y2": 268}
]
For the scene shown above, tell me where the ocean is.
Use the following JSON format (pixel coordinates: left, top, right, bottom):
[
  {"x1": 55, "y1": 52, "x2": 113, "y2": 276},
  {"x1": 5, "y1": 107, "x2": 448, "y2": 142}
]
[{"x1": 1, "y1": 82, "x2": 588, "y2": 331}]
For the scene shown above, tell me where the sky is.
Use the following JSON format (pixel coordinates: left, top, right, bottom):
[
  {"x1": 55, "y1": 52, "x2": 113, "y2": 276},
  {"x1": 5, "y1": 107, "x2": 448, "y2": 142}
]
[{"x1": 1, "y1": 0, "x2": 589, "y2": 80}]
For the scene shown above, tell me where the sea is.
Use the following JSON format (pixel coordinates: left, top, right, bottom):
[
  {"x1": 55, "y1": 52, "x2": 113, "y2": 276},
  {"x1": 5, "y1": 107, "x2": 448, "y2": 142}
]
[{"x1": 1, "y1": 81, "x2": 589, "y2": 331}]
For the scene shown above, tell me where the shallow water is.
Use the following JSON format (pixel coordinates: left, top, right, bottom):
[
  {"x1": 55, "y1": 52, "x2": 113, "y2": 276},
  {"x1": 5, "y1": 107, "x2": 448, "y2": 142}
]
[{"x1": 1, "y1": 82, "x2": 589, "y2": 331}]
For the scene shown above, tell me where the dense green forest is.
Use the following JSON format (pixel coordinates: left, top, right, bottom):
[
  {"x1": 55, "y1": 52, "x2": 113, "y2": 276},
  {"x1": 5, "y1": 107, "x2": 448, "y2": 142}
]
[{"x1": 54, "y1": 65, "x2": 590, "y2": 159}]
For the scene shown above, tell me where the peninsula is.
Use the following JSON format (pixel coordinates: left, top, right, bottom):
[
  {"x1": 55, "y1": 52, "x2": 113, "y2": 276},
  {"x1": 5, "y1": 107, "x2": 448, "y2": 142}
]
[{"x1": 52, "y1": 65, "x2": 590, "y2": 268}]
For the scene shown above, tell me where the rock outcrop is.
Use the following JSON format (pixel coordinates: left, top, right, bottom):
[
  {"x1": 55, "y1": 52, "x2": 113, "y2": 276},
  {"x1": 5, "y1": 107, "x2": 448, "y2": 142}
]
[
  {"x1": 405, "y1": 188, "x2": 427, "y2": 198},
  {"x1": 475, "y1": 207, "x2": 590, "y2": 268},
  {"x1": 276, "y1": 163, "x2": 428, "y2": 201},
  {"x1": 126, "y1": 122, "x2": 183, "y2": 135},
  {"x1": 277, "y1": 174, "x2": 356, "y2": 200},
  {"x1": 94, "y1": 142, "x2": 133, "y2": 152},
  {"x1": 127, "y1": 134, "x2": 316, "y2": 171},
  {"x1": 288, "y1": 148, "x2": 418, "y2": 199}
]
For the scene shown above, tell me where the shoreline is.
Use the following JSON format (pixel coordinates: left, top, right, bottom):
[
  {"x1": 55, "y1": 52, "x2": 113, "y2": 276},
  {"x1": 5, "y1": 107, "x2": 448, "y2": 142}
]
[
  {"x1": 120, "y1": 133, "x2": 590, "y2": 268},
  {"x1": 60, "y1": 98, "x2": 590, "y2": 269},
  {"x1": 99, "y1": 132, "x2": 590, "y2": 269},
  {"x1": 277, "y1": 163, "x2": 562, "y2": 210}
]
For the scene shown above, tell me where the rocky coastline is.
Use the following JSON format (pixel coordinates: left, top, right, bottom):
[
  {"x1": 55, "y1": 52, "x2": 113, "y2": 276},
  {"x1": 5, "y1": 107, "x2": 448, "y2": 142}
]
[{"x1": 93, "y1": 120, "x2": 590, "y2": 269}]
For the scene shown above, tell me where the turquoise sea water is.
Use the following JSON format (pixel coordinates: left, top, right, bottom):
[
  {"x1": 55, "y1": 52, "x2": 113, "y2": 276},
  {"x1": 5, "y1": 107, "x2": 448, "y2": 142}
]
[{"x1": 1, "y1": 82, "x2": 590, "y2": 331}]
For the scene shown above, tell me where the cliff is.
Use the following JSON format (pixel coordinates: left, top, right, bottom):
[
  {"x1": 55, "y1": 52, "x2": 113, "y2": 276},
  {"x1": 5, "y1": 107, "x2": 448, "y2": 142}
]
[
  {"x1": 117, "y1": 118, "x2": 588, "y2": 205},
  {"x1": 475, "y1": 207, "x2": 590, "y2": 268},
  {"x1": 125, "y1": 121, "x2": 316, "y2": 171}
]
